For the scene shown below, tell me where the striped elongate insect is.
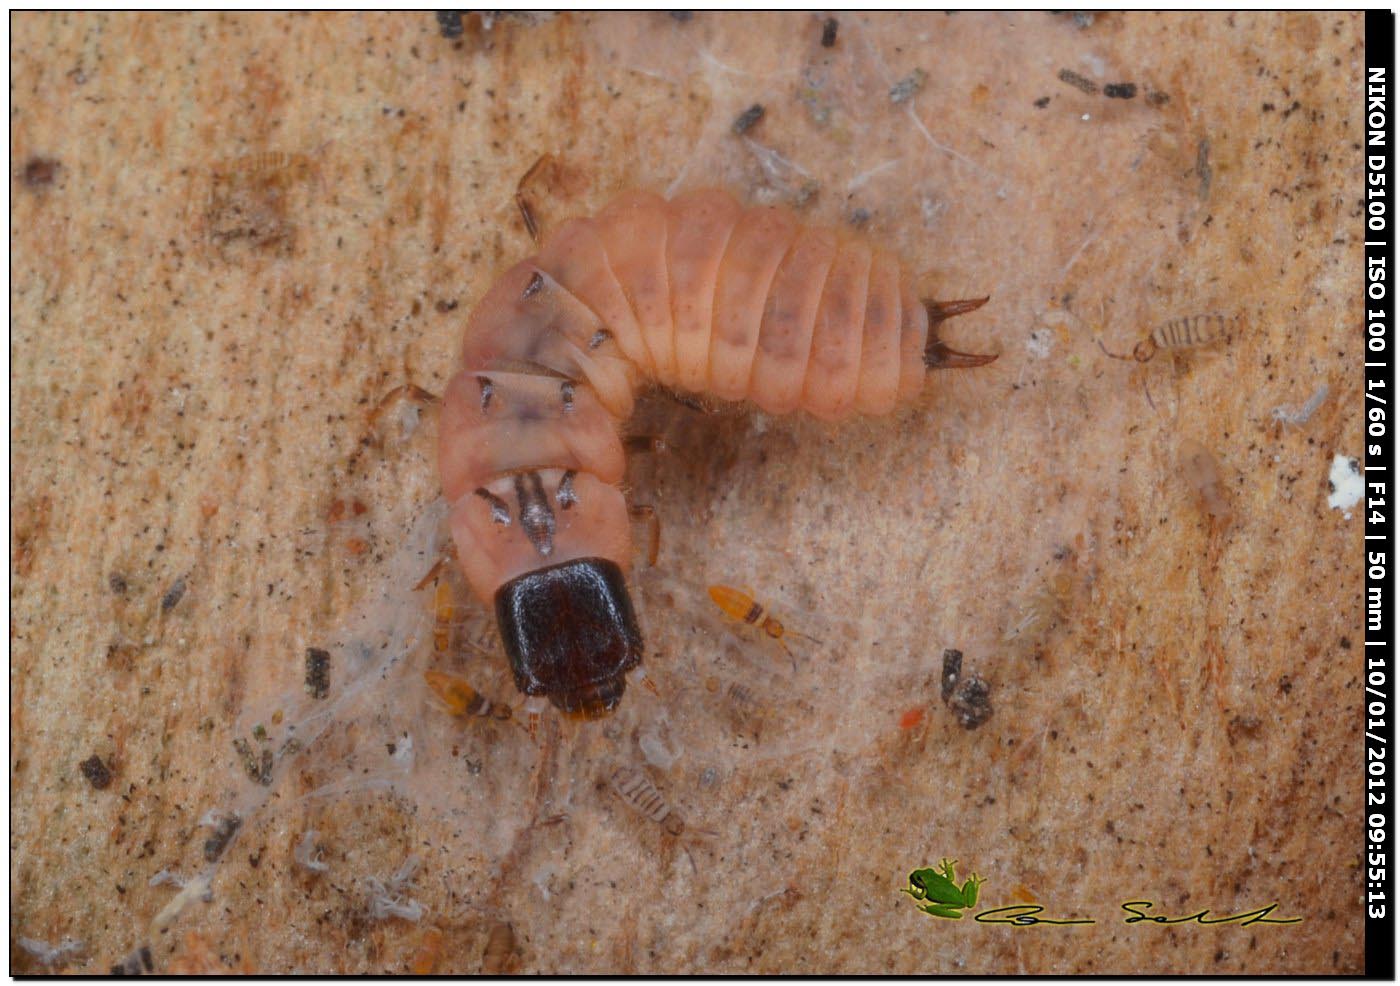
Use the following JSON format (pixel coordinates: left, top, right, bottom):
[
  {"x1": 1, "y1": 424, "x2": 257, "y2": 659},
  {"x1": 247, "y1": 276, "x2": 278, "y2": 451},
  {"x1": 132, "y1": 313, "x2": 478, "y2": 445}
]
[
  {"x1": 609, "y1": 765, "x2": 685, "y2": 836},
  {"x1": 1098, "y1": 312, "x2": 1231, "y2": 363},
  {"x1": 439, "y1": 188, "x2": 997, "y2": 719}
]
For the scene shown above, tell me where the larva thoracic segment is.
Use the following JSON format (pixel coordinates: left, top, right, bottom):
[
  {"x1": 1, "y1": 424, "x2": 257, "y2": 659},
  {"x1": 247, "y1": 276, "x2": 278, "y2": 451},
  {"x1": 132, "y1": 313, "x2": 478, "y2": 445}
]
[{"x1": 440, "y1": 187, "x2": 996, "y2": 718}]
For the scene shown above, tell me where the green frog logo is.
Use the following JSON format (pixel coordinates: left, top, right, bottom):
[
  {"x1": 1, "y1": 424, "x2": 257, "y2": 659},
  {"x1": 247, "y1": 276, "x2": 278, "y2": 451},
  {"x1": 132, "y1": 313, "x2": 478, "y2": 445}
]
[{"x1": 900, "y1": 858, "x2": 985, "y2": 919}]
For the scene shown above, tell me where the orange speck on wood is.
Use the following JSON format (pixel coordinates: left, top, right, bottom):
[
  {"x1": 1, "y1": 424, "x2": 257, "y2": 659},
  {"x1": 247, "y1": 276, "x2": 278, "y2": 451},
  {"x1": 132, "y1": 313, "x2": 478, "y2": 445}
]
[{"x1": 899, "y1": 707, "x2": 926, "y2": 730}]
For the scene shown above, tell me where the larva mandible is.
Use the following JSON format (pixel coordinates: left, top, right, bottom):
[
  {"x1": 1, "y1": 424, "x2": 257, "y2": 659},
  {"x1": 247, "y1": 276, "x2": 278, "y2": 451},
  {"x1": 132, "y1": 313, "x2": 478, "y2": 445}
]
[{"x1": 439, "y1": 187, "x2": 997, "y2": 719}]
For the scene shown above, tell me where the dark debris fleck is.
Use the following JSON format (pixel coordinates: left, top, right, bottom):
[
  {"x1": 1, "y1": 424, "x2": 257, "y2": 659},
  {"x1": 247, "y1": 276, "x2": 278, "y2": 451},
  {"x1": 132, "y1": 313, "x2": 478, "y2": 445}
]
[
  {"x1": 306, "y1": 647, "x2": 331, "y2": 699},
  {"x1": 732, "y1": 103, "x2": 765, "y2": 136},
  {"x1": 233, "y1": 737, "x2": 274, "y2": 786},
  {"x1": 203, "y1": 813, "x2": 242, "y2": 863},
  {"x1": 160, "y1": 576, "x2": 187, "y2": 612},
  {"x1": 79, "y1": 754, "x2": 113, "y2": 790},
  {"x1": 435, "y1": 10, "x2": 463, "y2": 38},
  {"x1": 110, "y1": 945, "x2": 153, "y2": 976},
  {"x1": 940, "y1": 649, "x2": 963, "y2": 704},
  {"x1": 948, "y1": 676, "x2": 994, "y2": 730},
  {"x1": 940, "y1": 648, "x2": 993, "y2": 729},
  {"x1": 22, "y1": 156, "x2": 60, "y2": 188},
  {"x1": 1057, "y1": 68, "x2": 1099, "y2": 95},
  {"x1": 889, "y1": 69, "x2": 928, "y2": 104}
]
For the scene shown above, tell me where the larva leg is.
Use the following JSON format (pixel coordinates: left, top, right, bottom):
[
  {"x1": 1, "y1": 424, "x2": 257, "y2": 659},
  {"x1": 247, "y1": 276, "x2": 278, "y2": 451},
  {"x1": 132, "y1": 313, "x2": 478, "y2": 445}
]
[
  {"x1": 412, "y1": 555, "x2": 450, "y2": 592},
  {"x1": 629, "y1": 665, "x2": 661, "y2": 697},
  {"x1": 366, "y1": 382, "x2": 440, "y2": 446},
  {"x1": 921, "y1": 297, "x2": 998, "y2": 370},
  {"x1": 514, "y1": 153, "x2": 555, "y2": 243},
  {"x1": 524, "y1": 695, "x2": 549, "y2": 741},
  {"x1": 628, "y1": 504, "x2": 661, "y2": 567},
  {"x1": 368, "y1": 382, "x2": 439, "y2": 426}
]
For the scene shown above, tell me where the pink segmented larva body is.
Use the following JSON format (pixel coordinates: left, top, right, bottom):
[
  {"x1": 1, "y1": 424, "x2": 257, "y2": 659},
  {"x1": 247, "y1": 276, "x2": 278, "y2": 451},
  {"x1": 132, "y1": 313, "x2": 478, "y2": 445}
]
[{"x1": 440, "y1": 188, "x2": 988, "y2": 607}]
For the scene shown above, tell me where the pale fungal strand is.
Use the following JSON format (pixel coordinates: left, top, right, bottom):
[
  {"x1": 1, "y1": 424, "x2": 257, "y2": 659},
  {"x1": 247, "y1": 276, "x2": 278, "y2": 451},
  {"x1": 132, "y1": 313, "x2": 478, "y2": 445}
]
[{"x1": 1271, "y1": 383, "x2": 1330, "y2": 426}]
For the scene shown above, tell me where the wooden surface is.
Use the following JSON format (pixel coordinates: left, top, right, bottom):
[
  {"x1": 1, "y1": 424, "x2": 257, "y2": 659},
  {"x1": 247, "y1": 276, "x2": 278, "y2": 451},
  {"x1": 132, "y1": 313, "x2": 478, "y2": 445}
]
[{"x1": 10, "y1": 11, "x2": 1364, "y2": 973}]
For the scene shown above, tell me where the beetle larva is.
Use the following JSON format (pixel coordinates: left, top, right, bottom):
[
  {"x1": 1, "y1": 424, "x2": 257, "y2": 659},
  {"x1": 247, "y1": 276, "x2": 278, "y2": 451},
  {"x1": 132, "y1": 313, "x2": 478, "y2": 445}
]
[{"x1": 439, "y1": 187, "x2": 996, "y2": 718}]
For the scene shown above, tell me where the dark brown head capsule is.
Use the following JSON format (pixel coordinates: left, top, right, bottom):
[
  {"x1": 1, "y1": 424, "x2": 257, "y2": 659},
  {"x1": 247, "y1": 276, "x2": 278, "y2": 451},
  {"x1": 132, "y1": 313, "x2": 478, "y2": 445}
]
[{"x1": 494, "y1": 557, "x2": 643, "y2": 718}]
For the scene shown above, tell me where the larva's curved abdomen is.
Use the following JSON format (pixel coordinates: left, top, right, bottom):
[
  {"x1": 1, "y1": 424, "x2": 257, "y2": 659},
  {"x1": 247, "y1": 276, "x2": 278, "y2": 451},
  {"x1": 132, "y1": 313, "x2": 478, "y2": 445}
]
[{"x1": 439, "y1": 188, "x2": 992, "y2": 717}]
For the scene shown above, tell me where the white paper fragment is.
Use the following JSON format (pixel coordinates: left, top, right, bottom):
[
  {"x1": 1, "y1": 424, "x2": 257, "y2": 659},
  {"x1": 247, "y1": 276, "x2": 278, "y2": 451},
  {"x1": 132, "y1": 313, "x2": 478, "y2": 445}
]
[{"x1": 1327, "y1": 454, "x2": 1363, "y2": 514}]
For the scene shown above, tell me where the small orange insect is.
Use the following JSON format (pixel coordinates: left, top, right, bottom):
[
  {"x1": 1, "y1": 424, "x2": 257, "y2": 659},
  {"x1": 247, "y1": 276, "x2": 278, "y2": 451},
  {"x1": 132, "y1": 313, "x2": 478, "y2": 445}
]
[
  {"x1": 431, "y1": 580, "x2": 455, "y2": 655},
  {"x1": 424, "y1": 670, "x2": 513, "y2": 721},
  {"x1": 707, "y1": 585, "x2": 818, "y2": 669}
]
